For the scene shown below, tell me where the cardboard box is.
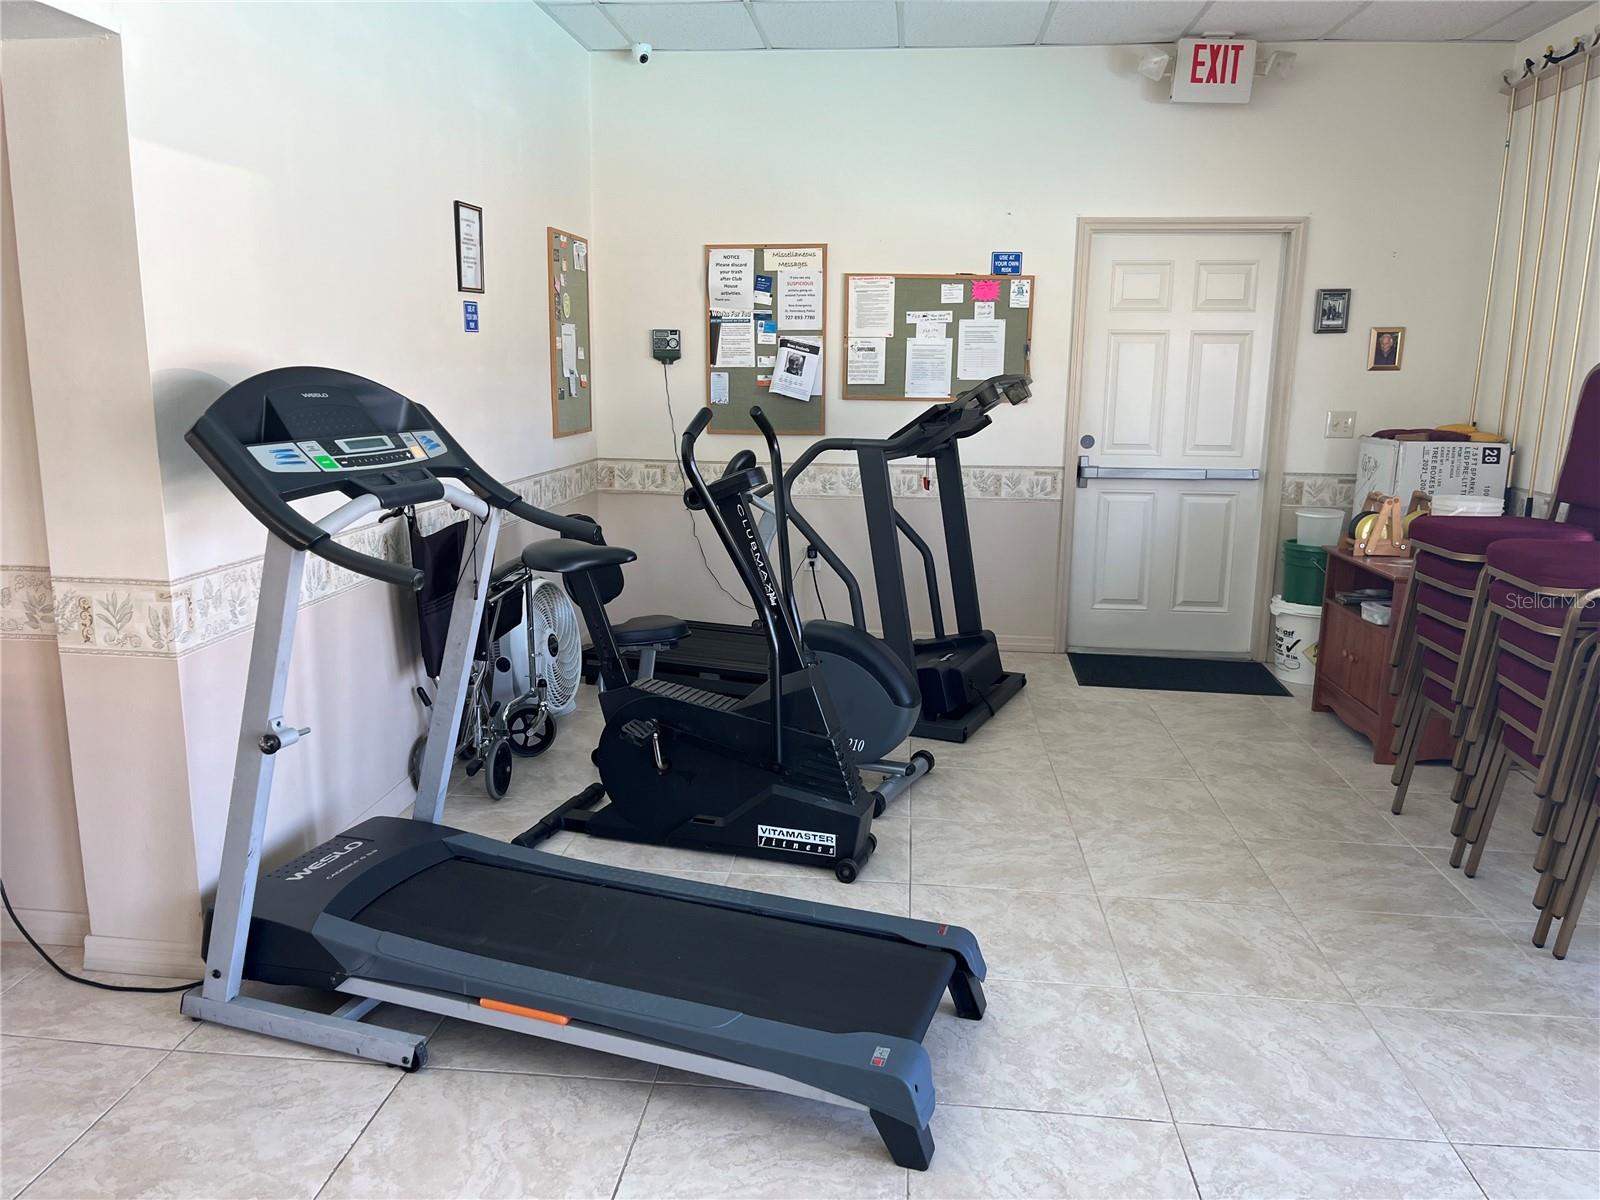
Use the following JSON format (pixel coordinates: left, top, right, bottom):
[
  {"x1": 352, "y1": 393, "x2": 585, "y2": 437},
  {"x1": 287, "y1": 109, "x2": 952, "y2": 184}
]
[{"x1": 1352, "y1": 438, "x2": 1509, "y2": 518}]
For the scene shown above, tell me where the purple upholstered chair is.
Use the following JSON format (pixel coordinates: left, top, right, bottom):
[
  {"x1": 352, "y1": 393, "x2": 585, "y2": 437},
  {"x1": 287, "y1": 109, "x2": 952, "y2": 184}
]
[
  {"x1": 1447, "y1": 539, "x2": 1600, "y2": 883},
  {"x1": 1387, "y1": 365, "x2": 1600, "y2": 813}
]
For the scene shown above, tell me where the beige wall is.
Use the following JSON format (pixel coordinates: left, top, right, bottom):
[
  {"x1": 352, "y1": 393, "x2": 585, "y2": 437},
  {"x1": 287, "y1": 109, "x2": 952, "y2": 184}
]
[
  {"x1": 590, "y1": 41, "x2": 1508, "y2": 477},
  {"x1": 587, "y1": 39, "x2": 1508, "y2": 639},
  {"x1": 2, "y1": 2, "x2": 599, "y2": 972},
  {"x1": 1, "y1": 113, "x2": 88, "y2": 943}
]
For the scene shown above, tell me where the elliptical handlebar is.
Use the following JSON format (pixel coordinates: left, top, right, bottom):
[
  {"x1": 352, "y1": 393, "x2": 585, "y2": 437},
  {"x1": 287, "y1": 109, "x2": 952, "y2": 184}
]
[
  {"x1": 747, "y1": 408, "x2": 804, "y2": 640},
  {"x1": 680, "y1": 406, "x2": 789, "y2": 764}
]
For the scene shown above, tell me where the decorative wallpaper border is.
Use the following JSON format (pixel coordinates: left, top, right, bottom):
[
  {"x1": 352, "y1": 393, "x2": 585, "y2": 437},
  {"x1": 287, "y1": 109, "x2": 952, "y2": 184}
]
[
  {"x1": 598, "y1": 458, "x2": 1065, "y2": 503},
  {"x1": 1281, "y1": 473, "x2": 1358, "y2": 508},
  {"x1": 1, "y1": 460, "x2": 598, "y2": 660},
  {"x1": 5, "y1": 459, "x2": 1352, "y2": 659}
]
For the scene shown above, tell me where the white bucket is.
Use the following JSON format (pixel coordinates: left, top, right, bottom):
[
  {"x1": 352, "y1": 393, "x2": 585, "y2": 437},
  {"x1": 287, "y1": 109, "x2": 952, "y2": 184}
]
[
  {"x1": 1295, "y1": 508, "x2": 1345, "y2": 547},
  {"x1": 1270, "y1": 594, "x2": 1323, "y2": 685}
]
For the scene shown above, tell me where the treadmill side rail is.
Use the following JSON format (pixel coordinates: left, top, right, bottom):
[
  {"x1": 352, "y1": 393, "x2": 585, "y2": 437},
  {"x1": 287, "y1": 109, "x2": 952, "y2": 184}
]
[{"x1": 324, "y1": 917, "x2": 941, "y2": 1129}]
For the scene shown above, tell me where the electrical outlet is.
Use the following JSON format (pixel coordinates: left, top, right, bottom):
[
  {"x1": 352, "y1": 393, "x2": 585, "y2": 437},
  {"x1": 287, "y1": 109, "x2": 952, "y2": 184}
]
[
  {"x1": 1325, "y1": 410, "x2": 1356, "y2": 439},
  {"x1": 651, "y1": 328, "x2": 682, "y2": 363}
]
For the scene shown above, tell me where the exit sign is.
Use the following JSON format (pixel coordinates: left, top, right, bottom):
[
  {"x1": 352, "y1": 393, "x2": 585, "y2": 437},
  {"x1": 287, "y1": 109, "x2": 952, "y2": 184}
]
[{"x1": 1171, "y1": 38, "x2": 1256, "y2": 104}]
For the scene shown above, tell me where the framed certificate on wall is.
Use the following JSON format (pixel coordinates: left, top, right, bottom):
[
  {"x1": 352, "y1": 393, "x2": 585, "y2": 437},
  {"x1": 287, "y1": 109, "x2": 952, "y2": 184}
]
[{"x1": 455, "y1": 201, "x2": 483, "y2": 293}]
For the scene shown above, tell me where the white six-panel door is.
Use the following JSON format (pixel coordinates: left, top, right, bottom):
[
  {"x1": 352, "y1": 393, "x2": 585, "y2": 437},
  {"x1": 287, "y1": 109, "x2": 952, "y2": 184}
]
[{"x1": 1068, "y1": 232, "x2": 1284, "y2": 655}]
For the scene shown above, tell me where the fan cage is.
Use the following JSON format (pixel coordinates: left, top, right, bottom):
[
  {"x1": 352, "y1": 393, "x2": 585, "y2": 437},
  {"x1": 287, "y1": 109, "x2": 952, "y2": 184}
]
[{"x1": 529, "y1": 578, "x2": 583, "y2": 716}]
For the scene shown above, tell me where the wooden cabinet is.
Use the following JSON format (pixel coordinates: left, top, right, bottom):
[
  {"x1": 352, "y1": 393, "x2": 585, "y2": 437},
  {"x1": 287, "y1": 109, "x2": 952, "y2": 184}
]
[{"x1": 1311, "y1": 546, "x2": 1456, "y2": 765}]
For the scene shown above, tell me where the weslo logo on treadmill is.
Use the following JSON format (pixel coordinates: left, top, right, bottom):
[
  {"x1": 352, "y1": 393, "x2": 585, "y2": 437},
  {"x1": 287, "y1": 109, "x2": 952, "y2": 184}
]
[
  {"x1": 285, "y1": 840, "x2": 366, "y2": 882},
  {"x1": 756, "y1": 825, "x2": 837, "y2": 856},
  {"x1": 299, "y1": 392, "x2": 330, "y2": 399}
]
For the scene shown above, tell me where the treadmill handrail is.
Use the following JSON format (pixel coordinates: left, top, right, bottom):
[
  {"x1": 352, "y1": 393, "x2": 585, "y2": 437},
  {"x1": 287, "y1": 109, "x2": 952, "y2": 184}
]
[{"x1": 894, "y1": 512, "x2": 946, "y2": 640}]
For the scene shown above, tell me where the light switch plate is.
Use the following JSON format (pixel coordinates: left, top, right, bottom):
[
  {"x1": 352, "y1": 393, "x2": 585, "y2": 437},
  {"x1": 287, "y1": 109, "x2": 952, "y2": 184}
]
[{"x1": 1325, "y1": 410, "x2": 1356, "y2": 439}]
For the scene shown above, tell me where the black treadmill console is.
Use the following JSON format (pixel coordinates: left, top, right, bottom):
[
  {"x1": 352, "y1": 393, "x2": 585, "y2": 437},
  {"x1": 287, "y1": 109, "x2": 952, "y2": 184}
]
[
  {"x1": 187, "y1": 366, "x2": 599, "y2": 589},
  {"x1": 885, "y1": 374, "x2": 1032, "y2": 458}
]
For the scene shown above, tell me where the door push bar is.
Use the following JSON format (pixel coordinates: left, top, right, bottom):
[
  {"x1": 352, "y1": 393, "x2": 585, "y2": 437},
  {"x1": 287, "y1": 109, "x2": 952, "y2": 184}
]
[{"x1": 1076, "y1": 456, "x2": 1262, "y2": 488}]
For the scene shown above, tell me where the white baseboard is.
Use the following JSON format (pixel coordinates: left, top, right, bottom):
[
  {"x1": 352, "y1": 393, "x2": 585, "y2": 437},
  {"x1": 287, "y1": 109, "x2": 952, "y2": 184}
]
[
  {"x1": 82, "y1": 933, "x2": 204, "y2": 979},
  {"x1": 996, "y1": 634, "x2": 1059, "y2": 654},
  {"x1": 2, "y1": 906, "x2": 89, "y2": 948}
]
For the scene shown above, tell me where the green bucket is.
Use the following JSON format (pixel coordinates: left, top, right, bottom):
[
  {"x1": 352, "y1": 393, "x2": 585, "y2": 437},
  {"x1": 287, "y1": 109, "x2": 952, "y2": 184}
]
[{"x1": 1283, "y1": 540, "x2": 1327, "y2": 607}]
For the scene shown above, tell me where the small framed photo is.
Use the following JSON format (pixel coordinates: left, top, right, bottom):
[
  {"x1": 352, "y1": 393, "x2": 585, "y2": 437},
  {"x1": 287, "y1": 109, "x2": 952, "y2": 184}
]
[
  {"x1": 1368, "y1": 326, "x2": 1405, "y2": 371},
  {"x1": 1313, "y1": 287, "x2": 1351, "y2": 333},
  {"x1": 454, "y1": 201, "x2": 483, "y2": 293}
]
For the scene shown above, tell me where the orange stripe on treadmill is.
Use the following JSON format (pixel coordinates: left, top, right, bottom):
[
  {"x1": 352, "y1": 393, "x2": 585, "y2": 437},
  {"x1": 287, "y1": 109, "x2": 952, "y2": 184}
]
[{"x1": 479, "y1": 998, "x2": 570, "y2": 1025}]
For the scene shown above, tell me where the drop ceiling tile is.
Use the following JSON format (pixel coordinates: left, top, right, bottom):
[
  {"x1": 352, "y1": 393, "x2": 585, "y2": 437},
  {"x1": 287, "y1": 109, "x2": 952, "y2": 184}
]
[
  {"x1": 1041, "y1": 0, "x2": 1207, "y2": 44},
  {"x1": 603, "y1": 1, "x2": 766, "y2": 49},
  {"x1": 1467, "y1": 1, "x2": 1593, "y2": 43},
  {"x1": 1184, "y1": 1, "x2": 1365, "y2": 41},
  {"x1": 541, "y1": 3, "x2": 630, "y2": 49},
  {"x1": 752, "y1": 0, "x2": 899, "y2": 48},
  {"x1": 1328, "y1": 1, "x2": 1527, "y2": 42},
  {"x1": 902, "y1": 0, "x2": 1051, "y2": 47}
]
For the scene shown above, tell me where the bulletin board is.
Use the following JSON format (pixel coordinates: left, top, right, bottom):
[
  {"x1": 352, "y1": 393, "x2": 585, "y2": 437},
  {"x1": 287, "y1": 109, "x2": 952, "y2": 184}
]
[
  {"x1": 548, "y1": 227, "x2": 593, "y2": 438},
  {"x1": 842, "y1": 273, "x2": 1034, "y2": 401},
  {"x1": 703, "y1": 242, "x2": 828, "y2": 436}
]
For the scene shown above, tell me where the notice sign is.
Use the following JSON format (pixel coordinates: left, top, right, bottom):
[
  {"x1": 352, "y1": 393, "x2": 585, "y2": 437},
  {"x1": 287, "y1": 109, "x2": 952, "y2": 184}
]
[{"x1": 1170, "y1": 38, "x2": 1256, "y2": 104}]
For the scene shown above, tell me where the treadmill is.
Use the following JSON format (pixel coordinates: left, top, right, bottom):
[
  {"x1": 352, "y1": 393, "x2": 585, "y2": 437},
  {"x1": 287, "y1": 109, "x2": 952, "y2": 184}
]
[
  {"x1": 180, "y1": 367, "x2": 986, "y2": 1169},
  {"x1": 597, "y1": 375, "x2": 1031, "y2": 741}
]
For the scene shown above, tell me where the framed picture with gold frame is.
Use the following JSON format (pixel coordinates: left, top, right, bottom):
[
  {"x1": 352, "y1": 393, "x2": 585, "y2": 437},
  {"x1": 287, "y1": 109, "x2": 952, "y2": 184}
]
[{"x1": 1368, "y1": 326, "x2": 1404, "y2": 371}]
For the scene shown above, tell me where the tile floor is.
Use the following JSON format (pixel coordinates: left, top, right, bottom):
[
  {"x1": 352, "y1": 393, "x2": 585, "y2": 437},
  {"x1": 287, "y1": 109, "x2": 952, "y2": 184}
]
[{"x1": 4, "y1": 653, "x2": 1598, "y2": 1198}]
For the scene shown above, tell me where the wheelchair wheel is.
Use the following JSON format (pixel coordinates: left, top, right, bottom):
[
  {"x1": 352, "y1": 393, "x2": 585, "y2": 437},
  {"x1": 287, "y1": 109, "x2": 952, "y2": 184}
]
[
  {"x1": 506, "y1": 701, "x2": 557, "y2": 758},
  {"x1": 484, "y1": 738, "x2": 514, "y2": 801}
]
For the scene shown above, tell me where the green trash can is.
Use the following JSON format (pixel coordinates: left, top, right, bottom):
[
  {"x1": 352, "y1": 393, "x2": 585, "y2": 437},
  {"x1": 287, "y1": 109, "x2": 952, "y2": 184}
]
[{"x1": 1283, "y1": 540, "x2": 1328, "y2": 606}]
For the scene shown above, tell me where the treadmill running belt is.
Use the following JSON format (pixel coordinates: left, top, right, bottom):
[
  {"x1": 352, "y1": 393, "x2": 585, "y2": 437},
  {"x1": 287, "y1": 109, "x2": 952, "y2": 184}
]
[{"x1": 355, "y1": 858, "x2": 954, "y2": 1042}]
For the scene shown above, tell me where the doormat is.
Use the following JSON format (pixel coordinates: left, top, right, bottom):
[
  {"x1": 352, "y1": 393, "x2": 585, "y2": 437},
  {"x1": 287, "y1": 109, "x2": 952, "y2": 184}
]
[{"x1": 1067, "y1": 653, "x2": 1291, "y2": 697}]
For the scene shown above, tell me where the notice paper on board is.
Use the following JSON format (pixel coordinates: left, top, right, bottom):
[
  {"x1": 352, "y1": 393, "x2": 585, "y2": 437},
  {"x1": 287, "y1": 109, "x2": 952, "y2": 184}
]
[
  {"x1": 847, "y1": 337, "x2": 886, "y2": 386},
  {"x1": 777, "y1": 270, "x2": 822, "y2": 328},
  {"x1": 770, "y1": 336, "x2": 821, "y2": 401},
  {"x1": 708, "y1": 249, "x2": 755, "y2": 309},
  {"x1": 757, "y1": 319, "x2": 778, "y2": 345},
  {"x1": 1010, "y1": 278, "x2": 1031, "y2": 308},
  {"x1": 712, "y1": 310, "x2": 756, "y2": 368},
  {"x1": 765, "y1": 247, "x2": 824, "y2": 273},
  {"x1": 560, "y1": 323, "x2": 578, "y2": 376},
  {"x1": 848, "y1": 276, "x2": 896, "y2": 338},
  {"x1": 941, "y1": 282, "x2": 965, "y2": 304},
  {"x1": 710, "y1": 372, "x2": 730, "y2": 405},
  {"x1": 905, "y1": 337, "x2": 953, "y2": 398},
  {"x1": 957, "y1": 318, "x2": 1005, "y2": 380}
]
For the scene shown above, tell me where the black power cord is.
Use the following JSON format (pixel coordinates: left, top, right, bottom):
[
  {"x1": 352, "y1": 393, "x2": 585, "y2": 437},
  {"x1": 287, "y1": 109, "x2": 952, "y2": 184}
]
[
  {"x1": 661, "y1": 361, "x2": 753, "y2": 613},
  {"x1": 0, "y1": 880, "x2": 199, "y2": 993}
]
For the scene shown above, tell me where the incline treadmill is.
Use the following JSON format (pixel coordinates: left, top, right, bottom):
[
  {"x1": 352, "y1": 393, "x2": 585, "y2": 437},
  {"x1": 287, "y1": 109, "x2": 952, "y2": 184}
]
[
  {"x1": 788, "y1": 374, "x2": 1032, "y2": 741},
  {"x1": 603, "y1": 375, "x2": 1031, "y2": 741},
  {"x1": 181, "y1": 367, "x2": 986, "y2": 1169}
]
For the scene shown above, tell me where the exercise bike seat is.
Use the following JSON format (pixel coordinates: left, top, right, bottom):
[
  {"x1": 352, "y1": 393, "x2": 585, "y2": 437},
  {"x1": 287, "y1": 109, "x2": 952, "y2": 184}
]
[
  {"x1": 613, "y1": 614, "x2": 690, "y2": 648},
  {"x1": 803, "y1": 620, "x2": 919, "y2": 710},
  {"x1": 520, "y1": 540, "x2": 636, "y2": 575}
]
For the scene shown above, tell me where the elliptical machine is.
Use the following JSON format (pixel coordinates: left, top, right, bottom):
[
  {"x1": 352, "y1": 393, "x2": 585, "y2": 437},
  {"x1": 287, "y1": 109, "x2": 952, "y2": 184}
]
[{"x1": 516, "y1": 406, "x2": 905, "y2": 881}]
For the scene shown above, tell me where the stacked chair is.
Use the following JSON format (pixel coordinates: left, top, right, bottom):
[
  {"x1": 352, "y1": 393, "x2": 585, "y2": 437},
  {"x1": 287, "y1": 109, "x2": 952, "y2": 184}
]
[
  {"x1": 1447, "y1": 541, "x2": 1600, "y2": 874},
  {"x1": 1529, "y1": 629, "x2": 1600, "y2": 957},
  {"x1": 1386, "y1": 365, "x2": 1600, "y2": 958}
]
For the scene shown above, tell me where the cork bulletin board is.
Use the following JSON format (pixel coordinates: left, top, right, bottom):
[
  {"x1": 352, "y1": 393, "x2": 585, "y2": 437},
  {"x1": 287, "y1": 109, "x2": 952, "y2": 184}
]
[
  {"x1": 548, "y1": 227, "x2": 593, "y2": 438},
  {"x1": 842, "y1": 272, "x2": 1034, "y2": 401},
  {"x1": 703, "y1": 242, "x2": 827, "y2": 435}
]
